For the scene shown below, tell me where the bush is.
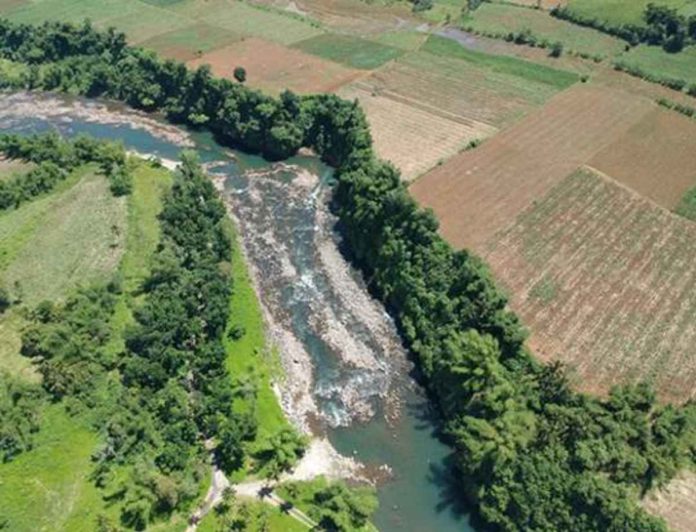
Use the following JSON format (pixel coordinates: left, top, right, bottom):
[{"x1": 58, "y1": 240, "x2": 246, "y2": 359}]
[
  {"x1": 549, "y1": 41, "x2": 564, "y2": 58},
  {"x1": 0, "y1": 286, "x2": 10, "y2": 313}
]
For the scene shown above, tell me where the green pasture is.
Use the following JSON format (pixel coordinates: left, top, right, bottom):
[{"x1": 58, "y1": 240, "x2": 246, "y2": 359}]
[
  {"x1": 293, "y1": 33, "x2": 403, "y2": 69},
  {"x1": 616, "y1": 44, "x2": 696, "y2": 87},
  {"x1": 140, "y1": 22, "x2": 242, "y2": 58},
  {"x1": 422, "y1": 34, "x2": 578, "y2": 89},
  {"x1": 1, "y1": 168, "x2": 127, "y2": 306},
  {"x1": 463, "y1": 2, "x2": 626, "y2": 58},
  {"x1": 369, "y1": 30, "x2": 429, "y2": 51},
  {"x1": 564, "y1": 0, "x2": 696, "y2": 27}
]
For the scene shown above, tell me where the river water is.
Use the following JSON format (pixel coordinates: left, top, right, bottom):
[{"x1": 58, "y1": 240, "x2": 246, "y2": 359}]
[{"x1": 0, "y1": 92, "x2": 475, "y2": 532}]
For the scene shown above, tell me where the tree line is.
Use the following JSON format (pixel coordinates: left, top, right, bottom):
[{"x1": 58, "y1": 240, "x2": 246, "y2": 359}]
[
  {"x1": 0, "y1": 132, "x2": 132, "y2": 211},
  {"x1": 1, "y1": 18, "x2": 694, "y2": 531}
]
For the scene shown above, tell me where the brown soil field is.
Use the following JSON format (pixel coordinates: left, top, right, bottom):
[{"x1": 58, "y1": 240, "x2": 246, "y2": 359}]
[
  {"x1": 589, "y1": 108, "x2": 696, "y2": 209},
  {"x1": 254, "y1": 0, "x2": 419, "y2": 35},
  {"x1": 410, "y1": 83, "x2": 655, "y2": 249},
  {"x1": 361, "y1": 51, "x2": 560, "y2": 129},
  {"x1": 338, "y1": 84, "x2": 498, "y2": 180},
  {"x1": 187, "y1": 38, "x2": 362, "y2": 94},
  {"x1": 643, "y1": 473, "x2": 696, "y2": 532},
  {"x1": 483, "y1": 167, "x2": 696, "y2": 403}
]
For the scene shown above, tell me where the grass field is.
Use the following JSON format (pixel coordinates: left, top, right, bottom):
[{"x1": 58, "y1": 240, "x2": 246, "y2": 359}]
[
  {"x1": 224, "y1": 219, "x2": 295, "y2": 475},
  {"x1": 564, "y1": 0, "x2": 696, "y2": 26},
  {"x1": 292, "y1": 33, "x2": 404, "y2": 69},
  {"x1": 0, "y1": 0, "x2": 323, "y2": 46},
  {"x1": 1, "y1": 167, "x2": 127, "y2": 306},
  {"x1": 483, "y1": 168, "x2": 696, "y2": 403},
  {"x1": 616, "y1": 45, "x2": 696, "y2": 87},
  {"x1": 422, "y1": 35, "x2": 579, "y2": 90},
  {"x1": 0, "y1": 405, "x2": 102, "y2": 532},
  {"x1": 138, "y1": 22, "x2": 242, "y2": 61},
  {"x1": 463, "y1": 2, "x2": 626, "y2": 58},
  {"x1": 197, "y1": 499, "x2": 306, "y2": 532}
]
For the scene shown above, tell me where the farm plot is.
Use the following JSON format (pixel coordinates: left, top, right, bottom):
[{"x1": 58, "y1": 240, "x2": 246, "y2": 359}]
[
  {"x1": 359, "y1": 49, "x2": 564, "y2": 131},
  {"x1": 183, "y1": 0, "x2": 324, "y2": 45},
  {"x1": 338, "y1": 85, "x2": 497, "y2": 180},
  {"x1": 291, "y1": 33, "x2": 404, "y2": 69},
  {"x1": 188, "y1": 38, "x2": 362, "y2": 94},
  {"x1": 564, "y1": 0, "x2": 696, "y2": 27},
  {"x1": 0, "y1": 169, "x2": 126, "y2": 306},
  {"x1": 643, "y1": 473, "x2": 696, "y2": 532},
  {"x1": 139, "y1": 22, "x2": 242, "y2": 61},
  {"x1": 588, "y1": 107, "x2": 696, "y2": 209},
  {"x1": 463, "y1": 2, "x2": 625, "y2": 58},
  {"x1": 615, "y1": 44, "x2": 696, "y2": 88},
  {"x1": 410, "y1": 83, "x2": 654, "y2": 249},
  {"x1": 482, "y1": 168, "x2": 696, "y2": 403}
]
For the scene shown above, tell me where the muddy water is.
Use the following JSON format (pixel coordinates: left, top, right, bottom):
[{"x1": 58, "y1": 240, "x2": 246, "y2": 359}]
[{"x1": 0, "y1": 92, "x2": 475, "y2": 532}]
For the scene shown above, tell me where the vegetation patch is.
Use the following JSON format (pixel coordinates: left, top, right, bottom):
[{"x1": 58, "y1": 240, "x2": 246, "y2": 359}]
[
  {"x1": 675, "y1": 185, "x2": 696, "y2": 220},
  {"x1": 463, "y1": 2, "x2": 625, "y2": 59},
  {"x1": 292, "y1": 33, "x2": 404, "y2": 69},
  {"x1": 139, "y1": 22, "x2": 242, "y2": 61},
  {"x1": 615, "y1": 44, "x2": 696, "y2": 91},
  {"x1": 422, "y1": 34, "x2": 579, "y2": 89}
]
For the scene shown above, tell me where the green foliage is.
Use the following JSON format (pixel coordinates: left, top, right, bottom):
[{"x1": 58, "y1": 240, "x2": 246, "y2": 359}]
[
  {"x1": 0, "y1": 373, "x2": 45, "y2": 462},
  {"x1": 0, "y1": 132, "x2": 131, "y2": 210},
  {"x1": 292, "y1": 33, "x2": 404, "y2": 69},
  {"x1": 1, "y1": 19, "x2": 693, "y2": 531},
  {"x1": 233, "y1": 66, "x2": 246, "y2": 83},
  {"x1": 278, "y1": 477, "x2": 378, "y2": 532},
  {"x1": 675, "y1": 185, "x2": 696, "y2": 220},
  {"x1": 0, "y1": 285, "x2": 10, "y2": 313}
]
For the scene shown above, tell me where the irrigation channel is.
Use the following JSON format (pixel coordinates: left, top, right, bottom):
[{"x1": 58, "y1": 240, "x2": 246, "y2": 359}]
[{"x1": 0, "y1": 92, "x2": 476, "y2": 532}]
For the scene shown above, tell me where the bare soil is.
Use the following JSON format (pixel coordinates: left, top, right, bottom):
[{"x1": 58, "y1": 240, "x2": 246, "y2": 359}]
[
  {"x1": 483, "y1": 168, "x2": 696, "y2": 403},
  {"x1": 643, "y1": 473, "x2": 696, "y2": 532},
  {"x1": 188, "y1": 37, "x2": 363, "y2": 94},
  {"x1": 410, "y1": 83, "x2": 654, "y2": 249}
]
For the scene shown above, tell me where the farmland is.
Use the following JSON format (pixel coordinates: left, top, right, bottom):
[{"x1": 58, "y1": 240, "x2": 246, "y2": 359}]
[
  {"x1": 462, "y1": 2, "x2": 626, "y2": 58},
  {"x1": 291, "y1": 33, "x2": 404, "y2": 69},
  {"x1": 188, "y1": 37, "x2": 362, "y2": 94},
  {"x1": 483, "y1": 167, "x2": 696, "y2": 403},
  {"x1": 410, "y1": 84, "x2": 655, "y2": 248},
  {"x1": 616, "y1": 44, "x2": 696, "y2": 88},
  {"x1": 563, "y1": 0, "x2": 696, "y2": 26},
  {"x1": 337, "y1": 84, "x2": 497, "y2": 180}
]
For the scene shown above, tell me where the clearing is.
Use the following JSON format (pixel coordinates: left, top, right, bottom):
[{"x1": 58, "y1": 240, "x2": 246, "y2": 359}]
[
  {"x1": 410, "y1": 83, "x2": 654, "y2": 248},
  {"x1": 643, "y1": 472, "x2": 696, "y2": 532},
  {"x1": 139, "y1": 22, "x2": 243, "y2": 62},
  {"x1": 484, "y1": 168, "x2": 696, "y2": 403},
  {"x1": 188, "y1": 37, "x2": 362, "y2": 94}
]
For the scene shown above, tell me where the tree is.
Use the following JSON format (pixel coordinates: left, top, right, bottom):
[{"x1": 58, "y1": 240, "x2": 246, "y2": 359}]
[
  {"x1": 233, "y1": 66, "x2": 246, "y2": 83},
  {"x1": 0, "y1": 285, "x2": 10, "y2": 313},
  {"x1": 549, "y1": 41, "x2": 564, "y2": 58}
]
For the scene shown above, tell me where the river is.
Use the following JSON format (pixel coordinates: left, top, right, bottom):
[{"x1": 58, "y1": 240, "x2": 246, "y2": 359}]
[{"x1": 0, "y1": 92, "x2": 475, "y2": 532}]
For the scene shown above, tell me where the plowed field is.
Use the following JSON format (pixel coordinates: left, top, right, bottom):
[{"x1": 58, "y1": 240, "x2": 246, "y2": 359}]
[
  {"x1": 483, "y1": 168, "x2": 696, "y2": 403},
  {"x1": 337, "y1": 85, "x2": 497, "y2": 181},
  {"x1": 410, "y1": 84, "x2": 655, "y2": 249},
  {"x1": 188, "y1": 38, "x2": 361, "y2": 94}
]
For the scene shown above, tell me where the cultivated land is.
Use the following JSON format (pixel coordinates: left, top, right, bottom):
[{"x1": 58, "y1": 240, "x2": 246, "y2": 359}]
[
  {"x1": 564, "y1": 0, "x2": 696, "y2": 26},
  {"x1": 617, "y1": 44, "x2": 696, "y2": 87},
  {"x1": 643, "y1": 472, "x2": 696, "y2": 532},
  {"x1": 291, "y1": 33, "x2": 404, "y2": 70},
  {"x1": 188, "y1": 37, "x2": 362, "y2": 94},
  {"x1": 484, "y1": 167, "x2": 696, "y2": 403},
  {"x1": 410, "y1": 83, "x2": 655, "y2": 248},
  {"x1": 463, "y1": 2, "x2": 626, "y2": 58},
  {"x1": 338, "y1": 84, "x2": 497, "y2": 181},
  {"x1": 588, "y1": 107, "x2": 696, "y2": 209}
]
